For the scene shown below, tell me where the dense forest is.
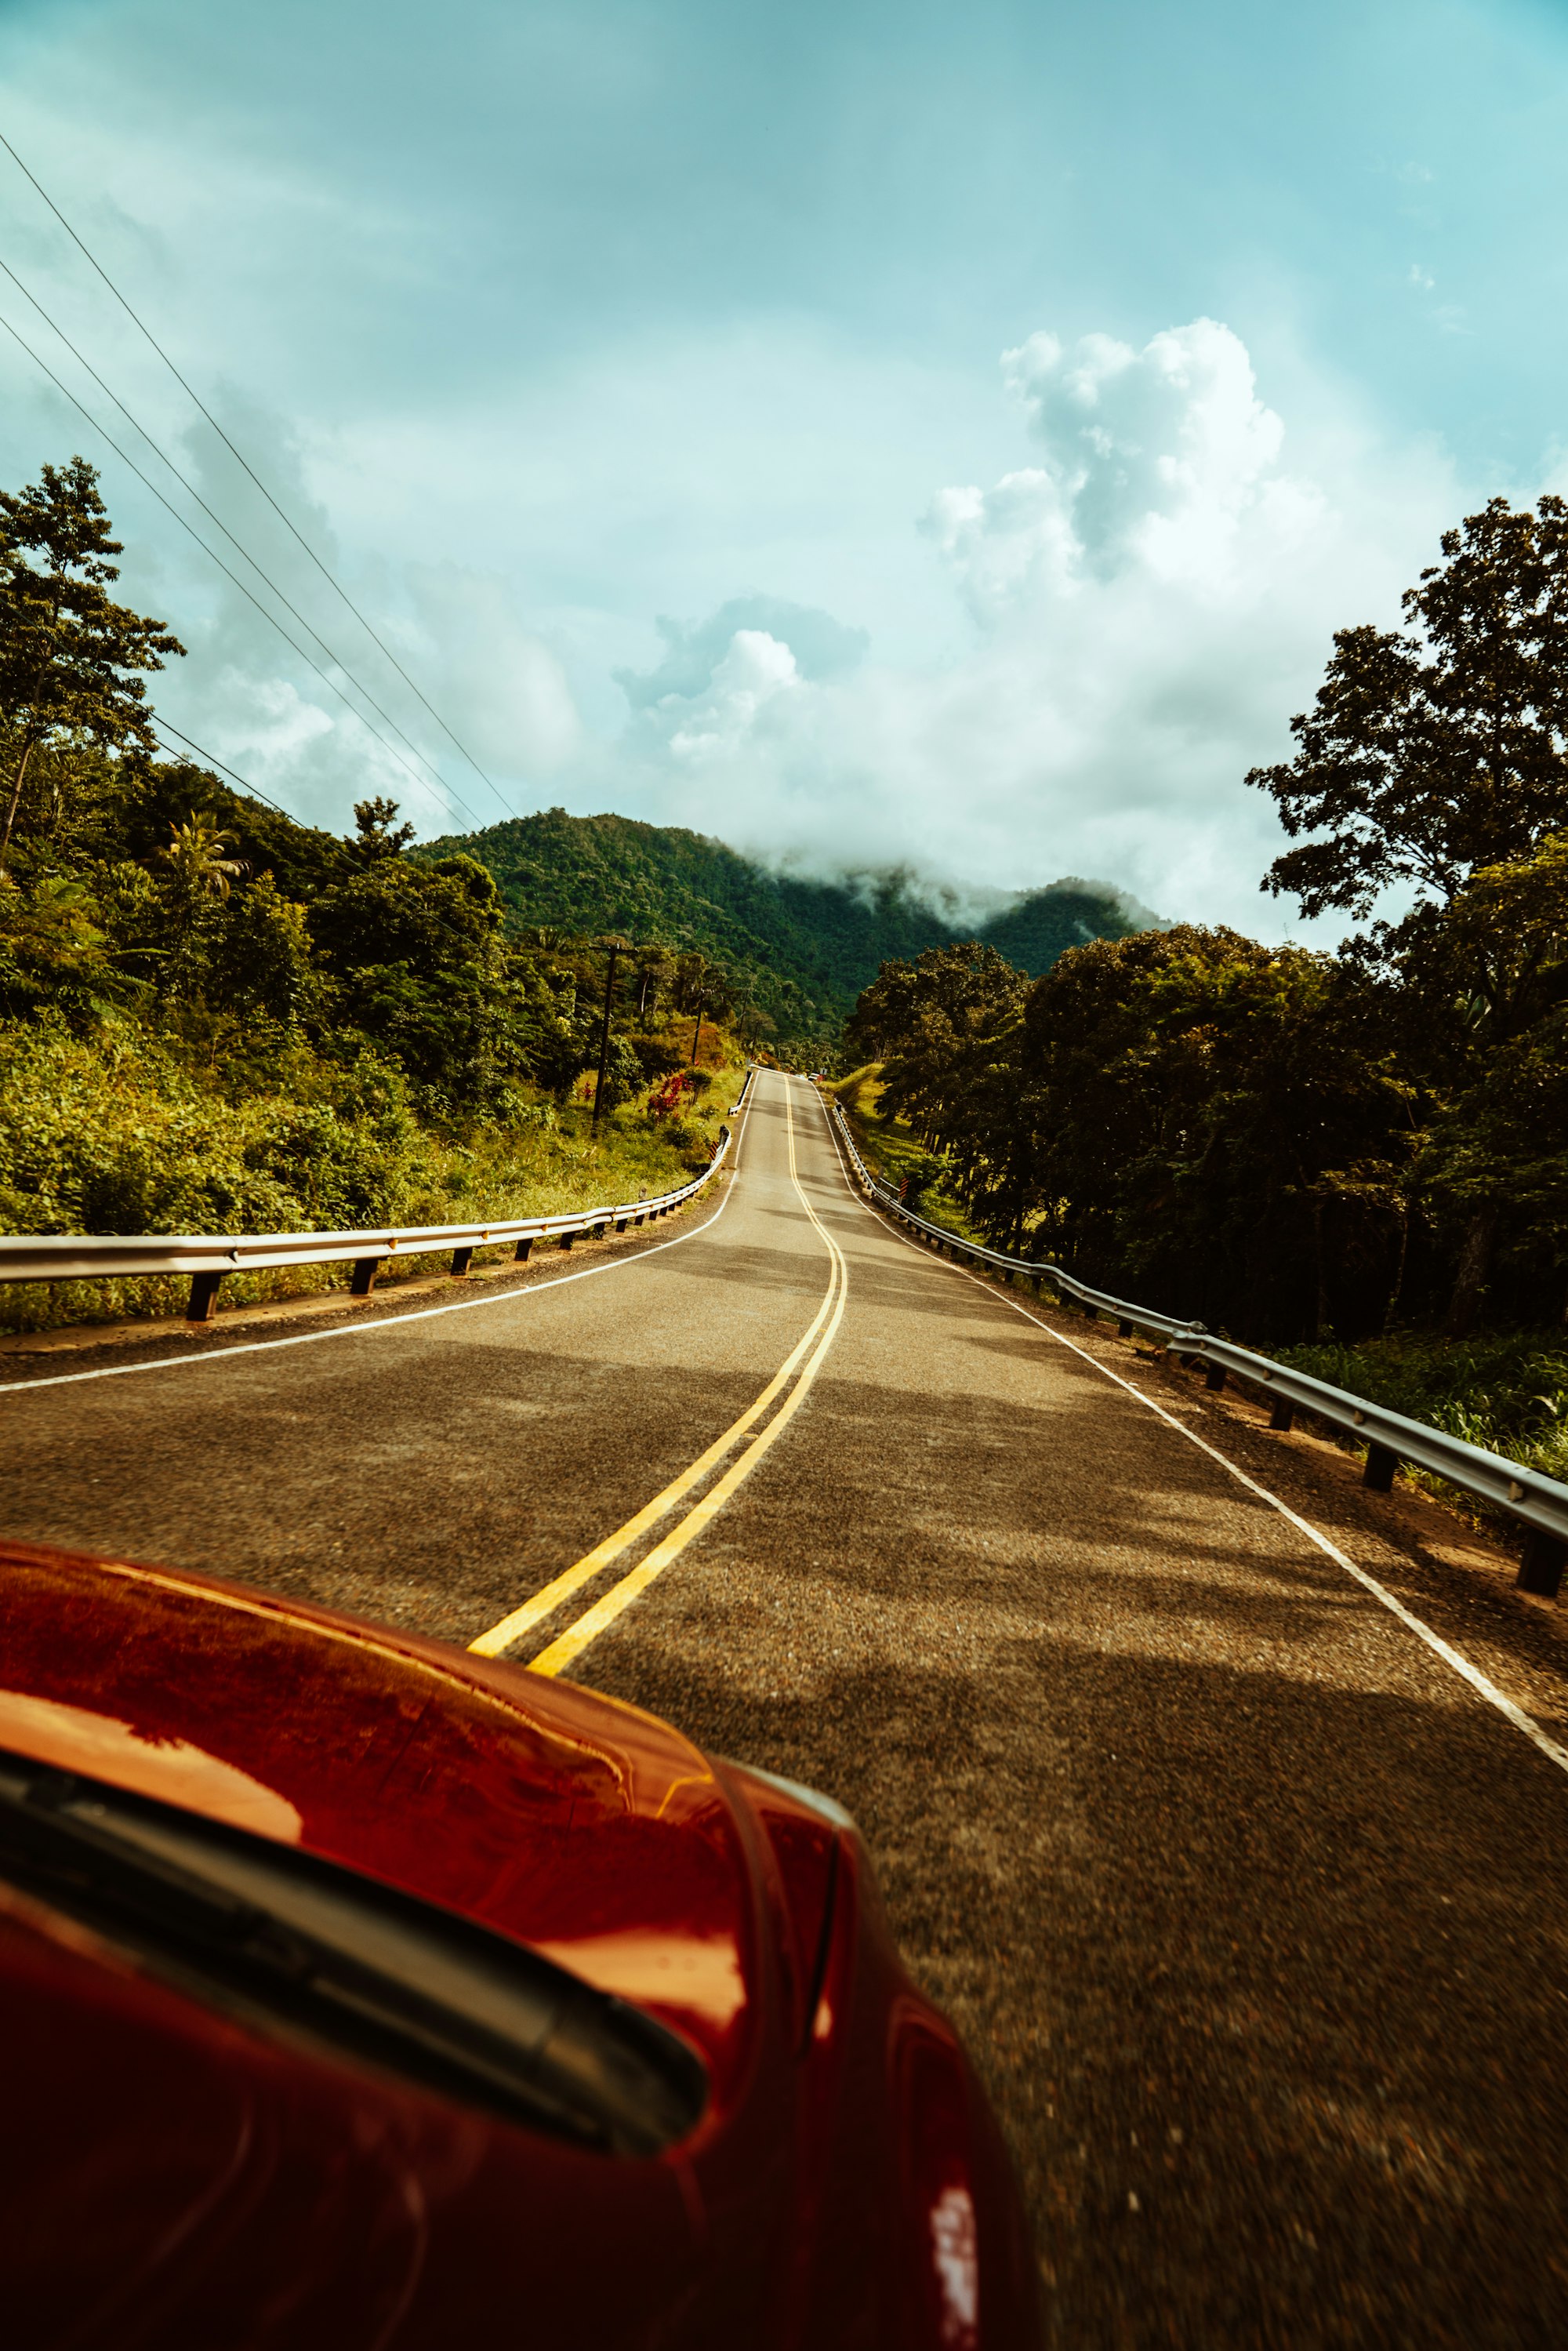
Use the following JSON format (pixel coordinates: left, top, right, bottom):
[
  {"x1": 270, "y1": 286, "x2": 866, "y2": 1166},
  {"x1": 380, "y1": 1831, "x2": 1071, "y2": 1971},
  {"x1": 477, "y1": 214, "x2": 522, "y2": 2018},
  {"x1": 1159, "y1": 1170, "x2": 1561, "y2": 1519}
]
[
  {"x1": 844, "y1": 496, "x2": 1568, "y2": 1374},
  {"x1": 0, "y1": 458, "x2": 749, "y2": 1317},
  {"x1": 419, "y1": 808, "x2": 1156, "y2": 1044}
]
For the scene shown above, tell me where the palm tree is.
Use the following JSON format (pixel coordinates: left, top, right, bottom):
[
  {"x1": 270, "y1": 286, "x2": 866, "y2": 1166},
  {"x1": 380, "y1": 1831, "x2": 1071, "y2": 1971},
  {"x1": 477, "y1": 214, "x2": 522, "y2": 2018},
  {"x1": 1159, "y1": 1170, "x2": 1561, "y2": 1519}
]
[
  {"x1": 154, "y1": 812, "x2": 246, "y2": 1005},
  {"x1": 156, "y1": 812, "x2": 245, "y2": 901}
]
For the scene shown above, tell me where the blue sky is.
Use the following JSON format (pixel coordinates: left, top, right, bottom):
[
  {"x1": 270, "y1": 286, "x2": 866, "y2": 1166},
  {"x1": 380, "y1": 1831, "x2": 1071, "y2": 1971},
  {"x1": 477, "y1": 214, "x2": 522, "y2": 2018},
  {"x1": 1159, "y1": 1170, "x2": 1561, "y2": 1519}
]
[{"x1": 1, "y1": 0, "x2": 1566, "y2": 929}]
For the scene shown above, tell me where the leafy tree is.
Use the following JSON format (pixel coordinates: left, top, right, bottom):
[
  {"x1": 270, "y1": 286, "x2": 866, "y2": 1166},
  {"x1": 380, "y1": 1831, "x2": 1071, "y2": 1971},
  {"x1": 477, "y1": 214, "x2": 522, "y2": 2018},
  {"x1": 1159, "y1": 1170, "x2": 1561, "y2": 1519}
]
[
  {"x1": 347, "y1": 795, "x2": 416, "y2": 863},
  {"x1": 203, "y1": 874, "x2": 321, "y2": 1032},
  {"x1": 0, "y1": 871, "x2": 111, "y2": 1022},
  {"x1": 156, "y1": 812, "x2": 245, "y2": 904},
  {"x1": 151, "y1": 813, "x2": 247, "y2": 1005},
  {"x1": 0, "y1": 458, "x2": 184, "y2": 875},
  {"x1": 1251, "y1": 496, "x2": 1568, "y2": 918},
  {"x1": 1388, "y1": 834, "x2": 1568, "y2": 1329},
  {"x1": 844, "y1": 944, "x2": 1029, "y2": 1233}
]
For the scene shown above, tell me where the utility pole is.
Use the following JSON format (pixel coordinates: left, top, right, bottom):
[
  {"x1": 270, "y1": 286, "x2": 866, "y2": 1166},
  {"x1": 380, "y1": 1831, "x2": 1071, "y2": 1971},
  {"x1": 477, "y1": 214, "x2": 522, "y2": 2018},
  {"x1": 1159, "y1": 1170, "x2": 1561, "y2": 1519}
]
[{"x1": 592, "y1": 936, "x2": 630, "y2": 1132}]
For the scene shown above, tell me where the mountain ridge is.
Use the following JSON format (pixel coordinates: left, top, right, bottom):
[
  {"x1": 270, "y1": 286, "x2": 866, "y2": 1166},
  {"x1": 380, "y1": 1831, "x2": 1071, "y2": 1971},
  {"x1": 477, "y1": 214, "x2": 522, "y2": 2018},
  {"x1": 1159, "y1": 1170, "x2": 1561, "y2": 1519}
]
[{"x1": 418, "y1": 806, "x2": 1163, "y2": 1045}]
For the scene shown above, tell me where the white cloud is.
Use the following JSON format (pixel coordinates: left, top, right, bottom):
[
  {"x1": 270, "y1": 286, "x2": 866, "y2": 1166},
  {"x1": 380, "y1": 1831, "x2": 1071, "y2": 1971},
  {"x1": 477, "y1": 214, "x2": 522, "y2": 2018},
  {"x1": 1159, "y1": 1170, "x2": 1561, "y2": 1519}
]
[
  {"x1": 659, "y1": 628, "x2": 801, "y2": 761},
  {"x1": 613, "y1": 318, "x2": 1461, "y2": 936}
]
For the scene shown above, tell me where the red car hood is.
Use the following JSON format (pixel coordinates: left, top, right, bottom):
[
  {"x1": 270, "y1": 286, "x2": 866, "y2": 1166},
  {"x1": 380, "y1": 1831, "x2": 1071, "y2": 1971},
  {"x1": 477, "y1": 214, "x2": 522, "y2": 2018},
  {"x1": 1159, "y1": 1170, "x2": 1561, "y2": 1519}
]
[{"x1": 0, "y1": 1540, "x2": 757, "y2": 2102}]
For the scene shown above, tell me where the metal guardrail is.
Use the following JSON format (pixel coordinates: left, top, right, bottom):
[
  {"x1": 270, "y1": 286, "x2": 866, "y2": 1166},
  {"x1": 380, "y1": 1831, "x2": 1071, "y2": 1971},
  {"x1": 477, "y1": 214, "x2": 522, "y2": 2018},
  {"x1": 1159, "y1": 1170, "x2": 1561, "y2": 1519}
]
[
  {"x1": 825, "y1": 1096, "x2": 1568, "y2": 1600},
  {"x1": 0, "y1": 1126, "x2": 737, "y2": 1327}
]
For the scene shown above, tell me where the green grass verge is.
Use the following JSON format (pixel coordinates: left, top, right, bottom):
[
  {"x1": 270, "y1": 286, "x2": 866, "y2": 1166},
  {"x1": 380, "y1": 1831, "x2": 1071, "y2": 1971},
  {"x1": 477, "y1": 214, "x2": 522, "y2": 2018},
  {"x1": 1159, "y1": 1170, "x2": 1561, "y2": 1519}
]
[
  {"x1": 823, "y1": 1064, "x2": 985, "y2": 1245},
  {"x1": 1, "y1": 1019, "x2": 744, "y2": 1335},
  {"x1": 1276, "y1": 1330, "x2": 1568, "y2": 1495}
]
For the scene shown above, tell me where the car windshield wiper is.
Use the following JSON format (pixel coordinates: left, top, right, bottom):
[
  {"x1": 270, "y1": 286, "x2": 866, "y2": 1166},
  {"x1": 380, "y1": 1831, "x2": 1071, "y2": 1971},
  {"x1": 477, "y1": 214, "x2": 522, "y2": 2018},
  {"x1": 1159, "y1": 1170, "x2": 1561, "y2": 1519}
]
[{"x1": 0, "y1": 1746, "x2": 706, "y2": 2159}]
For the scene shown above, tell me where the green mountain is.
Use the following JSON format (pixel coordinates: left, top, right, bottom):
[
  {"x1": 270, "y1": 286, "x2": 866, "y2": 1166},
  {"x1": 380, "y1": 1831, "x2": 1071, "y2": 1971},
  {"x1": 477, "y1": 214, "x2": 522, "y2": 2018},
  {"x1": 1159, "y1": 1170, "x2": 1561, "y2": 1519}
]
[{"x1": 419, "y1": 806, "x2": 1160, "y2": 1045}]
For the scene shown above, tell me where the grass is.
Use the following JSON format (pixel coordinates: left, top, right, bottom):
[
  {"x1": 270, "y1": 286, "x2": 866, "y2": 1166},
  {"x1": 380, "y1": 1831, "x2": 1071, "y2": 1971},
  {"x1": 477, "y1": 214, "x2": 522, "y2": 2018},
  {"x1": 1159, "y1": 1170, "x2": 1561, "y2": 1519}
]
[
  {"x1": 824, "y1": 1063, "x2": 985, "y2": 1245},
  {"x1": 0, "y1": 1037, "x2": 746, "y2": 1337},
  {"x1": 1276, "y1": 1329, "x2": 1568, "y2": 1493}
]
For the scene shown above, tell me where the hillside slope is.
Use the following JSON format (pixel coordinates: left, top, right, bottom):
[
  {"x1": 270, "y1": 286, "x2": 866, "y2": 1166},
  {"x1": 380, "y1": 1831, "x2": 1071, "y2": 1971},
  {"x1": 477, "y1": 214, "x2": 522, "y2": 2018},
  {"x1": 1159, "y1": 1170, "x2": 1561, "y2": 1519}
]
[{"x1": 419, "y1": 807, "x2": 1156, "y2": 1041}]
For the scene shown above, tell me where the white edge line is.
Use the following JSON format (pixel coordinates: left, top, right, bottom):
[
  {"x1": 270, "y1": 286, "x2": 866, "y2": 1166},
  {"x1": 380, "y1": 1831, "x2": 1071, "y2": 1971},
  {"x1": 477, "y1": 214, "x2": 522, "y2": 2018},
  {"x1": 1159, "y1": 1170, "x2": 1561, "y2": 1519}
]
[
  {"x1": 2, "y1": 1088, "x2": 760, "y2": 1397},
  {"x1": 808, "y1": 1085, "x2": 1568, "y2": 1782}
]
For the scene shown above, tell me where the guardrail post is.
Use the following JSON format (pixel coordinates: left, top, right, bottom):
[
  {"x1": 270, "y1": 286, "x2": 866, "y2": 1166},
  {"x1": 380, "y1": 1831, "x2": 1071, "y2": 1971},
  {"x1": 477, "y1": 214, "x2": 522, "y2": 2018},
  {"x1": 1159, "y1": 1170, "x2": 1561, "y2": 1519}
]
[
  {"x1": 1363, "y1": 1442, "x2": 1397, "y2": 1492},
  {"x1": 1518, "y1": 1531, "x2": 1567, "y2": 1600},
  {"x1": 514, "y1": 1237, "x2": 533, "y2": 1263},
  {"x1": 1082, "y1": 1303, "x2": 1098, "y2": 1321},
  {"x1": 1116, "y1": 1318, "x2": 1134, "y2": 1337},
  {"x1": 449, "y1": 1247, "x2": 474, "y2": 1278},
  {"x1": 559, "y1": 1230, "x2": 575, "y2": 1251},
  {"x1": 592, "y1": 1221, "x2": 610, "y2": 1242},
  {"x1": 1204, "y1": 1364, "x2": 1227, "y2": 1393},
  {"x1": 350, "y1": 1257, "x2": 378, "y2": 1296},
  {"x1": 1269, "y1": 1398, "x2": 1294, "y2": 1431},
  {"x1": 186, "y1": 1270, "x2": 223, "y2": 1323}
]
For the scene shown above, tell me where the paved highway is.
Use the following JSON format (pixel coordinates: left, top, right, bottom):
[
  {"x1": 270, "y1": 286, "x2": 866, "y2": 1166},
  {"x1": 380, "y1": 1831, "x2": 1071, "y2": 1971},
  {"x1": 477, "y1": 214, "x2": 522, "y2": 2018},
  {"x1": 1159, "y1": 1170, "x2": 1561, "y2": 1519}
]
[{"x1": 6, "y1": 1069, "x2": 1568, "y2": 2346}]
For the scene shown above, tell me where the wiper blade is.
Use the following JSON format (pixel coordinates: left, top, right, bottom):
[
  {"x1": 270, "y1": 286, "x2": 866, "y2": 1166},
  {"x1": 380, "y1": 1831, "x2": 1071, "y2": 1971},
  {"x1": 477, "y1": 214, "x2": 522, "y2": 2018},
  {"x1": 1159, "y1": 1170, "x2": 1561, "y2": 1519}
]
[{"x1": 0, "y1": 1746, "x2": 706, "y2": 2158}]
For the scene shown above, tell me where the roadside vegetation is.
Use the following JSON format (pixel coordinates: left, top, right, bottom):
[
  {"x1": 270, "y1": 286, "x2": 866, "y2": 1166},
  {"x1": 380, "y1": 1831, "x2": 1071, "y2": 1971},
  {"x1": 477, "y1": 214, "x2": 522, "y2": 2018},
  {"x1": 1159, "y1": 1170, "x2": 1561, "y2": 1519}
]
[
  {"x1": 826, "y1": 1063, "x2": 982, "y2": 1245},
  {"x1": 841, "y1": 496, "x2": 1568, "y2": 1477},
  {"x1": 0, "y1": 457, "x2": 746, "y2": 1333}
]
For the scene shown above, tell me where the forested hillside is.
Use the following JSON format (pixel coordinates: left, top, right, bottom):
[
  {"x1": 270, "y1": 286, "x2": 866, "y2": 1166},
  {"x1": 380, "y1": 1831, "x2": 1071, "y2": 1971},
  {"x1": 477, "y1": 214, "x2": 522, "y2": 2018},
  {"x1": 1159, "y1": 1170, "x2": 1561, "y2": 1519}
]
[
  {"x1": 0, "y1": 460, "x2": 744, "y2": 1324},
  {"x1": 419, "y1": 807, "x2": 1153, "y2": 1039}
]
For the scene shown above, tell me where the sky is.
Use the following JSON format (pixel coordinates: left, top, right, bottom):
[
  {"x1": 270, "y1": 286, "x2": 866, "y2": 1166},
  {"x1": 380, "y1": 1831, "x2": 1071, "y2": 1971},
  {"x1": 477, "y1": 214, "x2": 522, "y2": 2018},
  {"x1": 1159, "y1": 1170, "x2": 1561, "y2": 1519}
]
[{"x1": 1, "y1": 0, "x2": 1566, "y2": 936}]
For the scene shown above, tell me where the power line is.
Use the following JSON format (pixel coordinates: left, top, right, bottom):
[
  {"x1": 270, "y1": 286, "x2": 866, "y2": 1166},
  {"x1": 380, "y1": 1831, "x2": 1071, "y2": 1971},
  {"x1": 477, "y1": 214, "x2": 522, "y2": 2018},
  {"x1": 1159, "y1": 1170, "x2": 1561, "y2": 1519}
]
[
  {"x1": 0, "y1": 300, "x2": 486, "y2": 832},
  {"x1": 0, "y1": 249, "x2": 491, "y2": 823},
  {"x1": 0, "y1": 123, "x2": 517, "y2": 824},
  {"x1": 149, "y1": 717, "x2": 296, "y2": 819}
]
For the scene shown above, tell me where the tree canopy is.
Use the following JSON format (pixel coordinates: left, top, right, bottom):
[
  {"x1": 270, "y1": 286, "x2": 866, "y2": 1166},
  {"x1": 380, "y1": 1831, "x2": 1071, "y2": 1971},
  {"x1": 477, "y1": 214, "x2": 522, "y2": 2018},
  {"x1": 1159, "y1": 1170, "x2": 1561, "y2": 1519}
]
[
  {"x1": 1250, "y1": 495, "x2": 1568, "y2": 917},
  {"x1": 0, "y1": 458, "x2": 184, "y2": 872}
]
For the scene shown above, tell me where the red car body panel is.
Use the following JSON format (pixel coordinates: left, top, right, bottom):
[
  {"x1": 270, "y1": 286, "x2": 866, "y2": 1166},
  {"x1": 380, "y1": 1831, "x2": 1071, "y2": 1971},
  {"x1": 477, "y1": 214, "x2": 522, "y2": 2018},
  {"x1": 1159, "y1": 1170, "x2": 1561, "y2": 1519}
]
[{"x1": 0, "y1": 1538, "x2": 1040, "y2": 2348}]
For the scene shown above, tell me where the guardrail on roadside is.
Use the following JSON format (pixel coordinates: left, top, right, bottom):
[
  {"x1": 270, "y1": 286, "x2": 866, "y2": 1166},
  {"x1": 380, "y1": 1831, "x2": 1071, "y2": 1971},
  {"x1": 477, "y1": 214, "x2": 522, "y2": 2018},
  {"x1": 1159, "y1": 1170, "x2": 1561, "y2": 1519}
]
[
  {"x1": 0, "y1": 1129, "x2": 736, "y2": 1330},
  {"x1": 823, "y1": 1096, "x2": 1568, "y2": 1601}
]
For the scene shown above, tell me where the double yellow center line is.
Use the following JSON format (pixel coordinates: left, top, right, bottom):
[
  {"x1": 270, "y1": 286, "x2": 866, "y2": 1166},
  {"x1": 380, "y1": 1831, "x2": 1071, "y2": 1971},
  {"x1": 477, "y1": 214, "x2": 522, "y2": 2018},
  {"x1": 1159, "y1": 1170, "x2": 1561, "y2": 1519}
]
[{"x1": 469, "y1": 1083, "x2": 848, "y2": 1677}]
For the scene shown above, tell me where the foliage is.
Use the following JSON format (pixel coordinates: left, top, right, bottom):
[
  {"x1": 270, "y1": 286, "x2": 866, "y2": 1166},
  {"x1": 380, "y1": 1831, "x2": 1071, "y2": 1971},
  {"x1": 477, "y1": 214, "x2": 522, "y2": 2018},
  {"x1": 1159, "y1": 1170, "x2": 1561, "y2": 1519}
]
[
  {"x1": 0, "y1": 460, "x2": 757, "y2": 1328},
  {"x1": 1251, "y1": 494, "x2": 1568, "y2": 918},
  {"x1": 844, "y1": 943, "x2": 1029, "y2": 1206},
  {"x1": 0, "y1": 459, "x2": 183, "y2": 872},
  {"x1": 1277, "y1": 1331, "x2": 1568, "y2": 1492},
  {"x1": 0, "y1": 1010, "x2": 744, "y2": 1335},
  {"x1": 417, "y1": 807, "x2": 1147, "y2": 1050},
  {"x1": 841, "y1": 497, "x2": 1568, "y2": 1354}
]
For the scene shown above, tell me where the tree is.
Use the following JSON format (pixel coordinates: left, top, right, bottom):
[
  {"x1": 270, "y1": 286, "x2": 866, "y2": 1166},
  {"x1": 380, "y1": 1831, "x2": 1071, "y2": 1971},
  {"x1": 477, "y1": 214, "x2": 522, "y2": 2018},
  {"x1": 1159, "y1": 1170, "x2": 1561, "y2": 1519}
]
[
  {"x1": 845, "y1": 945, "x2": 1026, "y2": 1151},
  {"x1": 1390, "y1": 833, "x2": 1568, "y2": 1331},
  {"x1": 1250, "y1": 496, "x2": 1568, "y2": 918},
  {"x1": 347, "y1": 796, "x2": 416, "y2": 863},
  {"x1": 0, "y1": 458, "x2": 184, "y2": 875},
  {"x1": 156, "y1": 812, "x2": 245, "y2": 904},
  {"x1": 153, "y1": 813, "x2": 247, "y2": 1004}
]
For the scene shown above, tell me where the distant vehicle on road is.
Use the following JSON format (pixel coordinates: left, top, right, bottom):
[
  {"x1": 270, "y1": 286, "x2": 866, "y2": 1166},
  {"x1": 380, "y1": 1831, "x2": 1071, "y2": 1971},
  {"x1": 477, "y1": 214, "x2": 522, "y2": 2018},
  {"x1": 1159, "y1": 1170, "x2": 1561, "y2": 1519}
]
[{"x1": 0, "y1": 1539, "x2": 1039, "y2": 2348}]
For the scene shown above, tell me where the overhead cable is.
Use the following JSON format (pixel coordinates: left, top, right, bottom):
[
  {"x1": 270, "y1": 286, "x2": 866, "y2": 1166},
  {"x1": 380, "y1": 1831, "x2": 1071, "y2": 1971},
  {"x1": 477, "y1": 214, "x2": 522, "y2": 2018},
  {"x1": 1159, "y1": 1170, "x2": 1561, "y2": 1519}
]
[
  {"x1": 0, "y1": 250, "x2": 491, "y2": 820},
  {"x1": 148, "y1": 716, "x2": 296, "y2": 819},
  {"x1": 0, "y1": 124, "x2": 517, "y2": 822},
  {"x1": 0, "y1": 301, "x2": 485, "y2": 832}
]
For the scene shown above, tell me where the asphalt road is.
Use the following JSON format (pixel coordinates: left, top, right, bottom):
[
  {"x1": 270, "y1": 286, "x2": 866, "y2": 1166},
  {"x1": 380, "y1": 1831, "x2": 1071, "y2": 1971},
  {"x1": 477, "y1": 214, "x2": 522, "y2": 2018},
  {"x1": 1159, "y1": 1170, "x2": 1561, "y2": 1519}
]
[{"x1": 6, "y1": 1069, "x2": 1568, "y2": 2347}]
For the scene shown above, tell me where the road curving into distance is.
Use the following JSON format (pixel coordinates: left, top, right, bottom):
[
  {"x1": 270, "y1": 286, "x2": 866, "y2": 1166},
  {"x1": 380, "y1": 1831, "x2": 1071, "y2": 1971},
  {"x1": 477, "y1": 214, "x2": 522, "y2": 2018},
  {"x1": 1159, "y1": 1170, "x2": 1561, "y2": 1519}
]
[{"x1": 6, "y1": 1068, "x2": 1568, "y2": 2345}]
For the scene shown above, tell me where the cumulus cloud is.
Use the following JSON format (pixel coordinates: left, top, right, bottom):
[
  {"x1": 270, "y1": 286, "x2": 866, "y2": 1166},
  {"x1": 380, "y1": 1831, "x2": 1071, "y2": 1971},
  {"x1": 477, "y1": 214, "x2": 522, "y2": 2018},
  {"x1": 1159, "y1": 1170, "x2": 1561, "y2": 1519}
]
[
  {"x1": 619, "y1": 319, "x2": 1460, "y2": 936},
  {"x1": 619, "y1": 594, "x2": 867, "y2": 708}
]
